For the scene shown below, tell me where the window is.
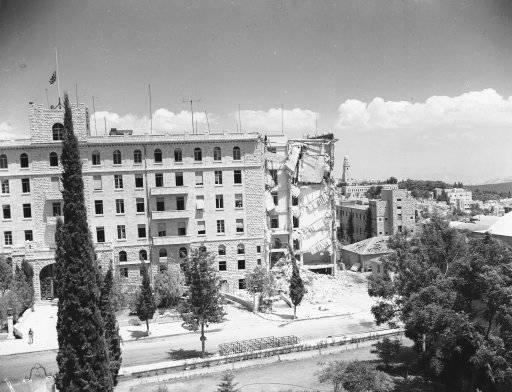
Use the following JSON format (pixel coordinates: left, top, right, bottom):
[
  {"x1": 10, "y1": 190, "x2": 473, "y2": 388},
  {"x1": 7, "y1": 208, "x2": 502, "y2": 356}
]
[
  {"x1": 95, "y1": 200, "x2": 103, "y2": 215},
  {"x1": 236, "y1": 219, "x2": 244, "y2": 234},
  {"x1": 197, "y1": 220, "x2": 206, "y2": 235},
  {"x1": 179, "y1": 247, "x2": 188, "y2": 259},
  {"x1": 270, "y1": 216, "x2": 279, "y2": 229},
  {"x1": 119, "y1": 251, "x2": 127, "y2": 262},
  {"x1": 292, "y1": 196, "x2": 299, "y2": 206},
  {"x1": 154, "y1": 149, "x2": 162, "y2": 163},
  {"x1": 139, "y1": 249, "x2": 148, "y2": 261},
  {"x1": 136, "y1": 198, "x2": 145, "y2": 213},
  {"x1": 196, "y1": 195, "x2": 204, "y2": 210},
  {"x1": 0, "y1": 154, "x2": 7, "y2": 169},
  {"x1": 194, "y1": 147, "x2": 202, "y2": 161},
  {"x1": 120, "y1": 267, "x2": 128, "y2": 277},
  {"x1": 218, "y1": 245, "x2": 226, "y2": 256},
  {"x1": 49, "y1": 152, "x2": 59, "y2": 167},
  {"x1": 217, "y1": 220, "x2": 225, "y2": 234},
  {"x1": 176, "y1": 196, "x2": 185, "y2": 210},
  {"x1": 96, "y1": 227, "x2": 105, "y2": 243},
  {"x1": 114, "y1": 175, "x2": 123, "y2": 189},
  {"x1": 269, "y1": 169, "x2": 278, "y2": 185},
  {"x1": 52, "y1": 202, "x2": 62, "y2": 217},
  {"x1": 215, "y1": 170, "x2": 223, "y2": 185},
  {"x1": 117, "y1": 225, "x2": 126, "y2": 240},
  {"x1": 256, "y1": 245, "x2": 261, "y2": 253},
  {"x1": 19, "y1": 153, "x2": 29, "y2": 168},
  {"x1": 271, "y1": 192, "x2": 278, "y2": 205},
  {"x1": 177, "y1": 222, "x2": 187, "y2": 236},
  {"x1": 238, "y1": 279, "x2": 246, "y2": 290},
  {"x1": 234, "y1": 170, "x2": 242, "y2": 184},
  {"x1": 2, "y1": 205, "x2": 11, "y2": 219},
  {"x1": 92, "y1": 151, "x2": 101, "y2": 165},
  {"x1": 133, "y1": 149, "x2": 142, "y2": 164},
  {"x1": 21, "y1": 178, "x2": 30, "y2": 193},
  {"x1": 398, "y1": 225, "x2": 403, "y2": 232},
  {"x1": 213, "y1": 147, "x2": 221, "y2": 161},
  {"x1": 257, "y1": 259, "x2": 261, "y2": 265},
  {"x1": 233, "y1": 146, "x2": 241, "y2": 160},
  {"x1": 175, "y1": 172, "x2": 184, "y2": 186},
  {"x1": 23, "y1": 203, "x2": 31, "y2": 218},
  {"x1": 25, "y1": 230, "x2": 33, "y2": 242},
  {"x1": 237, "y1": 243, "x2": 245, "y2": 254},
  {"x1": 215, "y1": 195, "x2": 224, "y2": 209},
  {"x1": 159, "y1": 248, "x2": 167, "y2": 258},
  {"x1": 235, "y1": 194, "x2": 243, "y2": 208},
  {"x1": 238, "y1": 259, "x2": 245, "y2": 270},
  {"x1": 4, "y1": 231, "x2": 12, "y2": 246},
  {"x1": 135, "y1": 175, "x2": 143, "y2": 188},
  {"x1": 156, "y1": 197, "x2": 165, "y2": 211},
  {"x1": 1, "y1": 180, "x2": 9, "y2": 194},
  {"x1": 113, "y1": 150, "x2": 121, "y2": 165},
  {"x1": 115, "y1": 199, "x2": 125, "y2": 214},
  {"x1": 157, "y1": 223, "x2": 166, "y2": 237},
  {"x1": 219, "y1": 260, "x2": 227, "y2": 271},
  {"x1": 195, "y1": 171, "x2": 203, "y2": 186},
  {"x1": 293, "y1": 239, "x2": 300, "y2": 250},
  {"x1": 93, "y1": 175, "x2": 102, "y2": 190},
  {"x1": 52, "y1": 123, "x2": 64, "y2": 140},
  {"x1": 293, "y1": 216, "x2": 299, "y2": 228},
  {"x1": 174, "y1": 148, "x2": 182, "y2": 162},
  {"x1": 138, "y1": 225, "x2": 147, "y2": 238},
  {"x1": 155, "y1": 173, "x2": 164, "y2": 187}
]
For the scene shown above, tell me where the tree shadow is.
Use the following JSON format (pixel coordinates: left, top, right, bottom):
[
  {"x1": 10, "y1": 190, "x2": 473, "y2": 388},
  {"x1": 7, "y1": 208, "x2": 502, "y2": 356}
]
[
  {"x1": 167, "y1": 349, "x2": 213, "y2": 360},
  {"x1": 128, "y1": 330, "x2": 149, "y2": 340}
]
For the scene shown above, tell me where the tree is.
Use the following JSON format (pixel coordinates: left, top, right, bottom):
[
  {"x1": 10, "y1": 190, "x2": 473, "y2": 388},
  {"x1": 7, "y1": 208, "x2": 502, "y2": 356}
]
[
  {"x1": 11, "y1": 265, "x2": 33, "y2": 311},
  {"x1": 180, "y1": 248, "x2": 225, "y2": 357},
  {"x1": 54, "y1": 94, "x2": 113, "y2": 392},
  {"x1": 245, "y1": 265, "x2": 274, "y2": 310},
  {"x1": 217, "y1": 372, "x2": 239, "y2": 392},
  {"x1": 136, "y1": 262, "x2": 156, "y2": 335},
  {"x1": 347, "y1": 213, "x2": 355, "y2": 244},
  {"x1": 20, "y1": 259, "x2": 34, "y2": 308},
  {"x1": 0, "y1": 256, "x2": 13, "y2": 295},
  {"x1": 154, "y1": 264, "x2": 186, "y2": 308},
  {"x1": 371, "y1": 337, "x2": 402, "y2": 369},
  {"x1": 366, "y1": 185, "x2": 383, "y2": 199},
  {"x1": 100, "y1": 265, "x2": 122, "y2": 386},
  {"x1": 289, "y1": 259, "x2": 305, "y2": 319},
  {"x1": 368, "y1": 217, "x2": 512, "y2": 391},
  {"x1": 365, "y1": 208, "x2": 373, "y2": 239},
  {"x1": 387, "y1": 176, "x2": 398, "y2": 184}
]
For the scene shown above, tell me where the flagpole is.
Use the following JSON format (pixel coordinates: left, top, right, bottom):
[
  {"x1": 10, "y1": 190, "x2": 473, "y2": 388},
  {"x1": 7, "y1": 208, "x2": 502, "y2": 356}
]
[{"x1": 55, "y1": 47, "x2": 61, "y2": 107}]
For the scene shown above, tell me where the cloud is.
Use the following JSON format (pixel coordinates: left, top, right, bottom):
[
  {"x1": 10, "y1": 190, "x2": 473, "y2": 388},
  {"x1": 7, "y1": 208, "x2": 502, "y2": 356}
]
[
  {"x1": 90, "y1": 108, "x2": 213, "y2": 134},
  {"x1": 235, "y1": 108, "x2": 317, "y2": 136},
  {"x1": 0, "y1": 121, "x2": 17, "y2": 139},
  {"x1": 336, "y1": 88, "x2": 512, "y2": 131}
]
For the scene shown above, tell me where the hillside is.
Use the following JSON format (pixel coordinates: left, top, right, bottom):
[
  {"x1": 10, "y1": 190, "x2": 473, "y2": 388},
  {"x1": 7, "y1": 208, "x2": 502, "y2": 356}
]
[{"x1": 467, "y1": 182, "x2": 512, "y2": 201}]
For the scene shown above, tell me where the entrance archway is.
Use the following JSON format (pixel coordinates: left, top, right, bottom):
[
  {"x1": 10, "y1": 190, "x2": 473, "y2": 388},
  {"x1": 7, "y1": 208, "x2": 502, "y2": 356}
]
[{"x1": 40, "y1": 264, "x2": 57, "y2": 300}]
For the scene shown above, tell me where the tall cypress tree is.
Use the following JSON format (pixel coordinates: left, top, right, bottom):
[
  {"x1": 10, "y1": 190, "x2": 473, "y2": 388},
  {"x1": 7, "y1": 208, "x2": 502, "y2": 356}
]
[
  {"x1": 100, "y1": 265, "x2": 122, "y2": 386},
  {"x1": 289, "y1": 259, "x2": 305, "y2": 319},
  {"x1": 365, "y1": 208, "x2": 373, "y2": 239},
  {"x1": 136, "y1": 262, "x2": 156, "y2": 335},
  {"x1": 55, "y1": 94, "x2": 113, "y2": 392}
]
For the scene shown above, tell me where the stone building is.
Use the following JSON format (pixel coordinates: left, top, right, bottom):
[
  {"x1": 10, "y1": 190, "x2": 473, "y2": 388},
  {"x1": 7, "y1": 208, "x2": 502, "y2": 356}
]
[
  {"x1": 0, "y1": 103, "x2": 265, "y2": 301},
  {"x1": 341, "y1": 236, "x2": 391, "y2": 274}
]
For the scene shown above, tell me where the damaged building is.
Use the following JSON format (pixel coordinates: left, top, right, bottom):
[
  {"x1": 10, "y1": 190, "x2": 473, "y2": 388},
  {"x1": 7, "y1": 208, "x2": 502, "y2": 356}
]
[{"x1": 264, "y1": 134, "x2": 338, "y2": 274}]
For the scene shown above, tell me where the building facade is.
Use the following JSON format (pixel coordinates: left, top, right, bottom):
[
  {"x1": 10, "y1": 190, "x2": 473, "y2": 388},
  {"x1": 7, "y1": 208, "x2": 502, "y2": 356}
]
[{"x1": 0, "y1": 103, "x2": 266, "y2": 301}]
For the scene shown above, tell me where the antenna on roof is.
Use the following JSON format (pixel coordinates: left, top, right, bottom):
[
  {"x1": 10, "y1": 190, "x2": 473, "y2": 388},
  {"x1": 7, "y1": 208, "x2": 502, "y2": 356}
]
[
  {"x1": 280, "y1": 104, "x2": 284, "y2": 136},
  {"x1": 92, "y1": 96, "x2": 97, "y2": 136},
  {"x1": 204, "y1": 110, "x2": 211, "y2": 134},
  {"x1": 104, "y1": 117, "x2": 107, "y2": 134},
  {"x1": 238, "y1": 104, "x2": 242, "y2": 133},
  {"x1": 148, "y1": 84, "x2": 153, "y2": 134},
  {"x1": 182, "y1": 98, "x2": 201, "y2": 134}
]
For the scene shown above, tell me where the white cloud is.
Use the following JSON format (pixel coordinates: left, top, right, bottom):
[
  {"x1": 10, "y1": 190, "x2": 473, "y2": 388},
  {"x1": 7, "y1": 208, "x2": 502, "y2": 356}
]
[
  {"x1": 0, "y1": 121, "x2": 17, "y2": 139},
  {"x1": 336, "y1": 88, "x2": 512, "y2": 131},
  {"x1": 235, "y1": 108, "x2": 317, "y2": 136},
  {"x1": 90, "y1": 109, "x2": 212, "y2": 134}
]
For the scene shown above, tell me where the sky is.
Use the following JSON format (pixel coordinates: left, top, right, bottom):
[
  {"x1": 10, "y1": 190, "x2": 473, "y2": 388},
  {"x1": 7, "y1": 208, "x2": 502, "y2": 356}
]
[{"x1": 2, "y1": 0, "x2": 512, "y2": 184}]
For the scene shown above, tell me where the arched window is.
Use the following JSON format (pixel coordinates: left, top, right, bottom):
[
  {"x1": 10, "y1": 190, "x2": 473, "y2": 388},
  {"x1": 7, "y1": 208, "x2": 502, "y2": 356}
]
[
  {"x1": 178, "y1": 247, "x2": 188, "y2": 259},
  {"x1": 92, "y1": 151, "x2": 101, "y2": 166},
  {"x1": 139, "y1": 249, "x2": 148, "y2": 261},
  {"x1": 194, "y1": 148, "x2": 202, "y2": 162},
  {"x1": 52, "y1": 123, "x2": 64, "y2": 141},
  {"x1": 199, "y1": 245, "x2": 207, "y2": 253},
  {"x1": 113, "y1": 150, "x2": 122, "y2": 165},
  {"x1": 119, "y1": 251, "x2": 127, "y2": 262},
  {"x1": 213, "y1": 147, "x2": 222, "y2": 161},
  {"x1": 237, "y1": 243, "x2": 245, "y2": 254},
  {"x1": 218, "y1": 244, "x2": 226, "y2": 256},
  {"x1": 159, "y1": 248, "x2": 168, "y2": 258},
  {"x1": 0, "y1": 154, "x2": 7, "y2": 169},
  {"x1": 133, "y1": 149, "x2": 142, "y2": 164},
  {"x1": 49, "y1": 152, "x2": 59, "y2": 167},
  {"x1": 233, "y1": 146, "x2": 241, "y2": 161},
  {"x1": 20, "y1": 153, "x2": 29, "y2": 168},
  {"x1": 174, "y1": 148, "x2": 182, "y2": 162},
  {"x1": 154, "y1": 149, "x2": 162, "y2": 163}
]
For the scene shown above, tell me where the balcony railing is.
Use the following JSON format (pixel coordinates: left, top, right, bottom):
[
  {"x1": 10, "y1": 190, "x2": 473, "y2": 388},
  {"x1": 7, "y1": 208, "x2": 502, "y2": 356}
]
[
  {"x1": 150, "y1": 186, "x2": 189, "y2": 196},
  {"x1": 151, "y1": 209, "x2": 193, "y2": 220},
  {"x1": 153, "y1": 235, "x2": 191, "y2": 245}
]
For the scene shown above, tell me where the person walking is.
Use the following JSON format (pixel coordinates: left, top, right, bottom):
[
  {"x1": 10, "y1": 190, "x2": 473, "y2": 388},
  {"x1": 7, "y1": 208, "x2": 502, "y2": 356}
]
[{"x1": 28, "y1": 328, "x2": 34, "y2": 345}]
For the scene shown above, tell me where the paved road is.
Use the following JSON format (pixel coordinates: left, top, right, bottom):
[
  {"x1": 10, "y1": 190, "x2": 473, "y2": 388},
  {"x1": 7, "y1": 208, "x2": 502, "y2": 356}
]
[{"x1": 0, "y1": 312, "x2": 378, "y2": 385}]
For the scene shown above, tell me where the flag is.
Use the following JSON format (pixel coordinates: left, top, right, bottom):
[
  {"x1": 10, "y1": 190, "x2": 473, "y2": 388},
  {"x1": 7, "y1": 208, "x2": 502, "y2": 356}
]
[{"x1": 49, "y1": 71, "x2": 56, "y2": 85}]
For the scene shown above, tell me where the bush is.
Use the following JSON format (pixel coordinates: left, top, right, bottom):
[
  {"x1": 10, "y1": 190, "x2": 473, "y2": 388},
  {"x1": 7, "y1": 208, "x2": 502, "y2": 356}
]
[
  {"x1": 154, "y1": 265, "x2": 186, "y2": 308},
  {"x1": 128, "y1": 318, "x2": 141, "y2": 326}
]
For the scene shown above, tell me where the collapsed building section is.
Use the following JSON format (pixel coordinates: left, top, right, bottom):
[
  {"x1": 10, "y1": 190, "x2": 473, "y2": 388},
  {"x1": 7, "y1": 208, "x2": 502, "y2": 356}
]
[{"x1": 264, "y1": 134, "x2": 337, "y2": 274}]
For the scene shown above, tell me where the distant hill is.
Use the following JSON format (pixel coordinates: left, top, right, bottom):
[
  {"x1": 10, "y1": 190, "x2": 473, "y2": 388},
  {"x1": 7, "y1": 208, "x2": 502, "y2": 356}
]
[{"x1": 467, "y1": 182, "x2": 512, "y2": 201}]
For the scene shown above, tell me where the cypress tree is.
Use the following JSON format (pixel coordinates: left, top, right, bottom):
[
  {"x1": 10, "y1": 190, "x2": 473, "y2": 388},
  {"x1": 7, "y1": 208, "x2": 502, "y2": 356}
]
[
  {"x1": 136, "y1": 262, "x2": 156, "y2": 335},
  {"x1": 365, "y1": 208, "x2": 373, "y2": 239},
  {"x1": 289, "y1": 259, "x2": 305, "y2": 319},
  {"x1": 217, "y1": 372, "x2": 239, "y2": 392},
  {"x1": 100, "y1": 265, "x2": 122, "y2": 386},
  {"x1": 347, "y1": 213, "x2": 355, "y2": 244},
  {"x1": 54, "y1": 94, "x2": 113, "y2": 392}
]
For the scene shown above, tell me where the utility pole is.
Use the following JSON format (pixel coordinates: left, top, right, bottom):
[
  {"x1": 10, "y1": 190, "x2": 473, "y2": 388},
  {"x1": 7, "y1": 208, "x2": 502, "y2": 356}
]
[{"x1": 182, "y1": 98, "x2": 201, "y2": 133}]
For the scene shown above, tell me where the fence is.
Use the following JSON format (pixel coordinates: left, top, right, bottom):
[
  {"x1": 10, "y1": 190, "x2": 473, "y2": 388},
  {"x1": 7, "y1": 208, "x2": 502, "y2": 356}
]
[{"x1": 219, "y1": 336, "x2": 299, "y2": 356}]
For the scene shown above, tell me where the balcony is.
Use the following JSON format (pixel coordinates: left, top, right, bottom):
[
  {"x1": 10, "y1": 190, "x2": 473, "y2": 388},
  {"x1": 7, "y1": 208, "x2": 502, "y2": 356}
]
[
  {"x1": 153, "y1": 235, "x2": 191, "y2": 245},
  {"x1": 151, "y1": 209, "x2": 194, "y2": 220},
  {"x1": 150, "y1": 186, "x2": 189, "y2": 196}
]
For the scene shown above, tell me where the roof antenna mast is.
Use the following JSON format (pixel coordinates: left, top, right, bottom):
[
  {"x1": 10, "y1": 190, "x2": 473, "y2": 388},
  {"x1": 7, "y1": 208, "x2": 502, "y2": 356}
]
[{"x1": 182, "y1": 98, "x2": 201, "y2": 134}]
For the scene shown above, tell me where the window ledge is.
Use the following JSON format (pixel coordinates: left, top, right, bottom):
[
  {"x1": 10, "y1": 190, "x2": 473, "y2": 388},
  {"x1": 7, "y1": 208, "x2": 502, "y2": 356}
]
[
  {"x1": 114, "y1": 189, "x2": 124, "y2": 191},
  {"x1": 217, "y1": 233, "x2": 226, "y2": 236}
]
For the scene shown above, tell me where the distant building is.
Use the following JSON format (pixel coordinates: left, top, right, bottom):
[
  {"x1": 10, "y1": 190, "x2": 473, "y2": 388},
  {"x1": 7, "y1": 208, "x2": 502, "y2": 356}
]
[
  {"x1": 341, "y1": 236, "x2": 391, "y2": 274},
  {"x1": 434, "y1": 187, "x2": 473, "y2": 210}
]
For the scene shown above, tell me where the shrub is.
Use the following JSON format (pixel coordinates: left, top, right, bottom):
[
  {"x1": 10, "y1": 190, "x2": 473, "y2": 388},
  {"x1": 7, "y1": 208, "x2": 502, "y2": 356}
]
[{"x1": 154, "y1": 265, "x2": 186, "y2": 308}]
